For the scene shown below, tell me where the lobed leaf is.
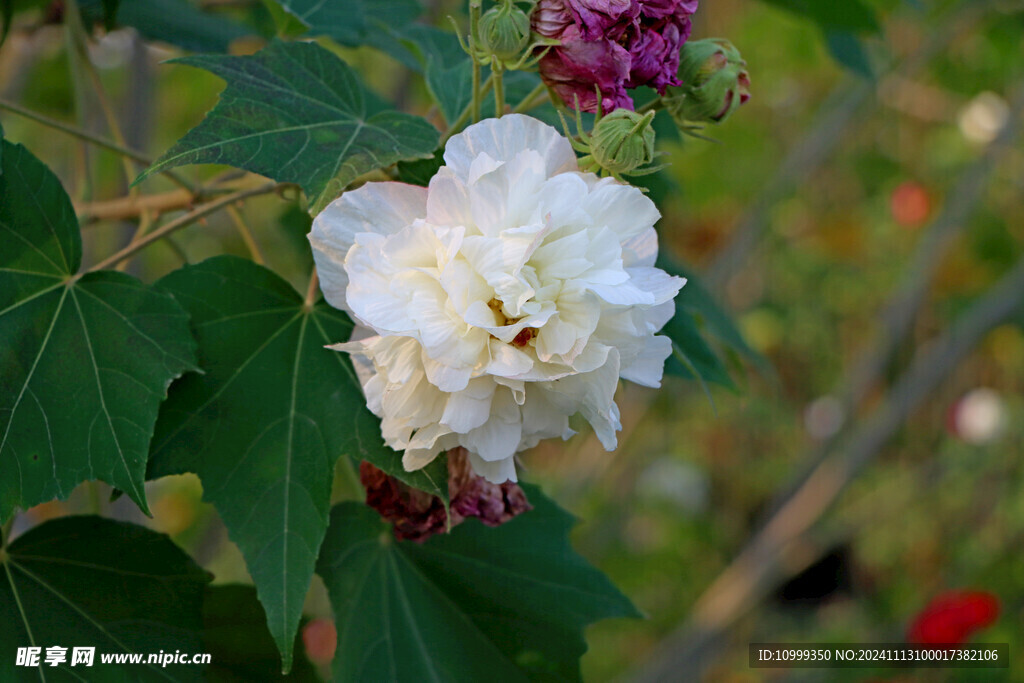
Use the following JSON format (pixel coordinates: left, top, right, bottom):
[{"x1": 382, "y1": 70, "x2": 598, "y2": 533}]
[
  {"x1": 316, "y1": 484, "x2": 640, "y2": 682},
  {"x1": 273, "y1": 0, "x2": 422, "y2": 48},
  {"x1": 137, "y1": 40, "x2": 439, "y2": 211},
  {"x1": 658, "y1": 254, "x2": 767, "y2": 388},
  {"x1": 149, "y1": 256, "x2": 446, "y2": 673},
  {"x1": 0, "y1": 137, "x2": 198, "y2": 523},
  {"x1": 0, "y1": 516, "x2": 211, "y2": 682}
]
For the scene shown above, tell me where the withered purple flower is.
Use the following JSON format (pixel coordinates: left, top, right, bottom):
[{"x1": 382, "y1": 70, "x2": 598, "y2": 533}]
[
  {"x1": 533, "y1": 0, "x2": 699, "y2": 112},
  {"x1": 361, "y1": 448, "x2": 532, "y2": 542}
]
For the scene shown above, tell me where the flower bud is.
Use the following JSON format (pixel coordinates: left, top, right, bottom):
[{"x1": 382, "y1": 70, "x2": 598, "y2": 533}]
[
  {"x1": 479, "y1": 2, "x2": 532, "y2": 62},
  {"x1": 589, "y1": 109, "x2": 657, "y2": 175},
  {"x1": 667, "y1": 38, "x2": 750, "y2": 123}
]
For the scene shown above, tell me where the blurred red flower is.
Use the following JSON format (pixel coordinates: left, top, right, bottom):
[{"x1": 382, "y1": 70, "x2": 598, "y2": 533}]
[
  {"x1": 907, "y1": 590, "x2": 999, "y2": 645},
  {"x1": 302, "y1": 618, "x2": 337, "y2": 664},
  {"x1": 890, "y1": 181, "x2": 931, "y2": 228}
]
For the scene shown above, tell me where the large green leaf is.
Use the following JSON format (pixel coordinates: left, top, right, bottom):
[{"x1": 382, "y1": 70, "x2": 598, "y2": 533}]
[
  {"x1": 7, "y1": 0, "x2": 244, "y2": 51},
  {"x1": 113, "y1": 0, "x2": 251, "y2": 53},
  {"x1": 0, "y1": 516, "x2": 211, "y2": 682},
  {"x1": 658, "y1": 254, "x2": 766, "y2": 387},
  {"x1": 758, "y1": 0, "x2": 880, "y2": 33},
  {"x1": 273, "y1": 0, "x2": 421, "y2": 48},
  {"x1": 149, "y1": 256, "x2": 446, "y2": 673},
  {"x1": 0, "y1": 137, "x2": 198, "y2": 523},
  {"x1": 137, "y1": 40, "x2": 439, "y2": 210},
  {"x1": 824, "y1": 29, "x2": 874, "y2": 80},
  {"x1": 202, "y1": 585, "x2": 318, "y2": 682},
  {"x1": 663, "y1": 308, "x2": 735, "y2": 389},
  {"x1": 317, "y1": 484, "x2": 640, "y2": 682}
]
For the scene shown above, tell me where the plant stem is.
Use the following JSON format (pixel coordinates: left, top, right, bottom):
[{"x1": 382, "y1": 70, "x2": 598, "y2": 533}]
[
  {"x1": 493, "y1": 64, "x2": 505, "y2": 117},
  {"x1": 83, "y1": 182, "x2": 283, "y2": 274},
  {"x1": 469, "y1": 0, "x2": 483, "y2": 123},
  {"x1": 64, "y1": 0, "x2": 137, "y2": 192},
  {"x1": 442, "y1": 76, "x2": 493, "y2": 143},
  {"x1": 0, "y1": 99, "x2": 194, "y2": 192},
  {"x1": 511, "y1": 82, "x2": 548, "y2": 114},
  {"x1": 303, "y1": 269, "x2": 320, "y2": 308},
  {"x1": 226, "y1": 205, "x2": 265, "y2": 265},
  {"x1": 115, "y1": 208, "x2": 154, "y2": 272},
  {"x1": 636, "y1": 99, "x2": 664, "y2": 115},
  {"x1": 0, "y1": 99, "x2": 151, "y2": 165}
]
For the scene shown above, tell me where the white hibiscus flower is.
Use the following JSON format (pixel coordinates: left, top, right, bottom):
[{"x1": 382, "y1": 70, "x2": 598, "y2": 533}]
[{"x1": 310, "y1": 114, "x2": 683, "y2": 483}]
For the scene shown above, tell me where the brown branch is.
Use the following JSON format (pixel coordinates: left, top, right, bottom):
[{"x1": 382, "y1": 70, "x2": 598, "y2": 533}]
[
  {"x1": 76, "y1": 189, "x2": 197, "y2": 221},
  {"x1": 82, "y1": 182, "x2": 284, "y2": 275},
  {"x1": 703, "y1": 0, "x2": 1000, "y2": 293},
  {"x1": 629, "y1": 253, "x2": 1024, "y2": 682}
]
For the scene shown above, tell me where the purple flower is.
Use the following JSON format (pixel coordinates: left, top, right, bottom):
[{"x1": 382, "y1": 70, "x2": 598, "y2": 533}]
[
  {"x1": 360, "y1": 448, "x2": 531, "y2": 542},
  {"x1": 533, "y1": 0, "x2": 699, "y2": 112}
]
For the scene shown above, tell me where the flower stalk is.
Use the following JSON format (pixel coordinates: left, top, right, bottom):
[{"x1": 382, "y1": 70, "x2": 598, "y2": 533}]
[{"x1": 469, "y1": 0, "x2": 483, "y2": 123}]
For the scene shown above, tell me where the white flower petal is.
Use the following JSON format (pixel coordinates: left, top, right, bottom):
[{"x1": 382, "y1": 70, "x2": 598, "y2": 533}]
[
  {"x1": 486, "y1": 340, "x2": 535, "y2": 377},
  {"x1": 441, "y1": 378, "x2": 496, "y2": 432},
  {"x1": 468, "y1": 150, "x2": 548, "y2": 236},
  {"x1": 462, "y1": 388, "x2": 522, "y2": 462},
  {"x1": 426, "y1": 167, "x2": 474, "y2": 229},
  {"x1": 583, "y1": 178, "x2": 661, "y2": 243},
  {"x1": 619, "y1": 334, "x2": 672, "y2": 388},
  {"x1": 466, "y1": 452, "x2": 518, "y2": 484},
  {"x1": 621, "y1": 226, "x2": 659, "y2": 268},
  {"x1": 443, "y1": 114, "x2": 577, "y2": 183},
  {"x1": 311, "y1": 115, "x2": 684, "y2": 484},
  {"x1": 544, "y1": 350, "x2": 622, "y2": 450},
  {"x1": 626, "y1": 267, "x2": 686, "y2": 305},
  {"x1": 310, "y1": 182, "x2": 427, "y2": 313}
]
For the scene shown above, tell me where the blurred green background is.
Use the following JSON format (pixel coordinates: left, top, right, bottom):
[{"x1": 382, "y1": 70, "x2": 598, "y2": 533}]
[{"x1": 2, "y1": 0, "x2": 1022, "y2": 680}]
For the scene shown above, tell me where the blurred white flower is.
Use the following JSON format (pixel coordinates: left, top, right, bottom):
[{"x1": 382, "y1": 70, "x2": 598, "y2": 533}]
[
  {"x1": 958, "y1": 91, "x2": 1009, "y2": 145},
  {"x1": 310, "y1": 114, "x2": 683, "y2": 483},
  {"x1": 803, "y1": 395, "x2": 845, "y2": 440},
  {"x1": 950, "y1": 388, "x2": 1006, "y2": 445}
]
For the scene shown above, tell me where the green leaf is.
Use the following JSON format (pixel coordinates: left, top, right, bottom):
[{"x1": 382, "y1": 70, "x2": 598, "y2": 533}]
[
  {"x1": 663, "y1": 309, "x2": 735, "y2": 389},
  {"x1": 149, "y1": 256, "x2": 446, "y2": 673},
  {"x1": 395, "y1": 147, "x2": 444, "y2": 187},
  {"x1": 273, "y1": 0, "x2": 421, "y2": 47},
  {"x1": 0, "y1": 0, "x2": 12, "y2": 45},
  {"x1": 137, "y1": 40, "x2": 439, "y2": 210},
  {"x1": 114, "y1": 0, "x2": 252, "y2": 53},
  {"x1": 0, "y1": 516, "x2": 211, "y2": 682},
  {"x1": 317, "y1": 484, "x2": 640, "y2": 682},
  {"x1": 101, "y1": 0, "x2": 119, "y2": 29},
  {"x1": 758, "y1": 0, "x2": 880, "y2": 33},
  {"x1": 427, "y1": 58, "x2": 475, "y2": 126},
  {"x1": 80, "y1": 0, "x2": 249, "y2": 52},
  {"x1": 659, "y1": 253, "x2": 765, "y2": 371},
  {"x1": 259, "y1": 0, "x2": 310, "y2": 39},
  {"x1": 202, "y1": 585, "x2": 319, "y2": 682},
  {"x1": 0, "y1": 138, "x2": 198, "y2": 523},
  {"x1": 824, "y1": 29, "x2": 874, "y2": 79}
]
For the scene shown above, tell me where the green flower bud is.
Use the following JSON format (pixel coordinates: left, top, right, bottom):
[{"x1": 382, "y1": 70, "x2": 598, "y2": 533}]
[
  {"x1": 667, "y1": 38, "x2": 751, "y2": 124},
  {"x1": 589, "y1": 109, "x2": 657, "y2": 176},
  {"x1": 478, "y1": 2, "x2": 532, "y2": 62}
]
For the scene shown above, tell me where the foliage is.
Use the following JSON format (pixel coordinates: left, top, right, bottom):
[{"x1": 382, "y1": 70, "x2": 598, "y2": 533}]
[
  {"x1": 9, "y1": 0, "x2": 1012, "y2": 681},
  {"x1": 316, "y1": 485, "x2": 639, "y2": 682},
  {"x1": 138, "y1": 40, "x2": 440, "y2": 212},
  {"x1": 0, "y1": 134, "x2": 197, "y2": 523}
]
